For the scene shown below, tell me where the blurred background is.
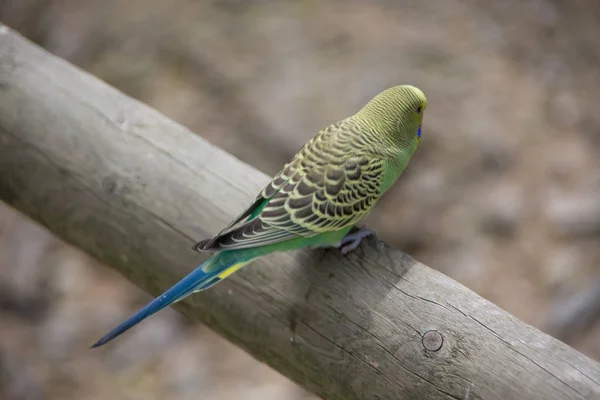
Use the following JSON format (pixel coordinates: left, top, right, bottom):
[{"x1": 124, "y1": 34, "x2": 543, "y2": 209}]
[{"x1": 1, "y1": 0, "x2": 600, "y2": 399}]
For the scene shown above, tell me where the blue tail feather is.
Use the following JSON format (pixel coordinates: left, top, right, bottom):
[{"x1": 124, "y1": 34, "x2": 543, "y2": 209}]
[{"x1": 91, "y1": 257, "x2": 221, "y2": 348}]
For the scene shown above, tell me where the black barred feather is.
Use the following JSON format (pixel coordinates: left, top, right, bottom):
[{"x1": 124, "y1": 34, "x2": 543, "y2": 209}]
[{"x1": 196, "y1": 120, "x2": 384, "y2": 252}]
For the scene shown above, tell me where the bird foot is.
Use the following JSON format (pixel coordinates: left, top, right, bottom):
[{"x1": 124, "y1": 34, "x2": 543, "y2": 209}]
[{"x1": 338, "y1": 226, "x2": 376, "y2": 256}]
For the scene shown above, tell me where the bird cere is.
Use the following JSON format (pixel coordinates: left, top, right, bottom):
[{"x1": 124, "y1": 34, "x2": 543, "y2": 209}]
[{"x1": 91, "y1": 84, "x2": 427, "y2": 348}]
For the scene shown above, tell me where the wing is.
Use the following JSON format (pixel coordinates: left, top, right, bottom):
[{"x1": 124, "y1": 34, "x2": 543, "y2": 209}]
[
  {"x1": 196, "y1": 120, "x2": 385, "y2": 252},
  {"x1": 191, "y1": 129, "x2": 319, "y2": 252}
]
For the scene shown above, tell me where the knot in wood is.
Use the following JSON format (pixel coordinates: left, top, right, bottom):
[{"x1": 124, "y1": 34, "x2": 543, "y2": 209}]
[
  {"x1": 422, "y1": 330, "x2": 443, "y2": 352},
  {"x1": 101, "y1": 176, "x2": 118, "y2": 195}
]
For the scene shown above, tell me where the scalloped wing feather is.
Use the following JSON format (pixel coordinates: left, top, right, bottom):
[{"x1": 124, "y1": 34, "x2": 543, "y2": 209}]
[{"x1": 195, "y1": 118, "x2": 384, "y2": 252}]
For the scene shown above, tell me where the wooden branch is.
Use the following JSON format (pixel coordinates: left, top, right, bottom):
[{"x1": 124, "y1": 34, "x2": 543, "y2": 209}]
[{"x1": 1, "y1": 24, "x2": 599, "y2": 400}]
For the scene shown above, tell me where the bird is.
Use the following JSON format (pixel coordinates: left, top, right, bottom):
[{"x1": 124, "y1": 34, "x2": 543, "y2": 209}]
[{"x1": 91, "y1": 84, "x2": 427, "y2": 348}]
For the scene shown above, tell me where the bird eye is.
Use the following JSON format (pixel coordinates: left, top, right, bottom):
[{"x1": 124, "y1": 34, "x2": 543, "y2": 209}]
[{"x1": 417, "y1": 106, "x2": 422, "y2": 113}]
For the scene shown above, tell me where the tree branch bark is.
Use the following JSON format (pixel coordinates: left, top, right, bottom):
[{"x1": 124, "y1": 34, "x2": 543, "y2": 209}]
[{"x1": 1, "y1": 24, "x2": 599, "y2": 400}]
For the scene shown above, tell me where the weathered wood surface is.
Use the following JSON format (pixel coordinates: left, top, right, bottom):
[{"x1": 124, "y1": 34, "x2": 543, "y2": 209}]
[{"x1": 1, "y1": 24, "x2": 599, "y2": 400}]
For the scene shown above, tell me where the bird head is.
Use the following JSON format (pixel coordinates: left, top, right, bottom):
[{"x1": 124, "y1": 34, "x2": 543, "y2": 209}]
[{"x1": 355, "y1": 85, "x2": 427, "y2": 147}]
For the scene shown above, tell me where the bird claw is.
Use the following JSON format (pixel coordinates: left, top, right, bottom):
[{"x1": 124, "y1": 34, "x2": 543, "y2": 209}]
[{"x1": 338, "y1": 226, "x2": 376, "y2": 256}]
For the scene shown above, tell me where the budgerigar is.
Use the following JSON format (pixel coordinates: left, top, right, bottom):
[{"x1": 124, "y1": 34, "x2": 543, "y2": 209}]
[{"x1": 91, "y1": 85, "x2": 427, "y2": 348}]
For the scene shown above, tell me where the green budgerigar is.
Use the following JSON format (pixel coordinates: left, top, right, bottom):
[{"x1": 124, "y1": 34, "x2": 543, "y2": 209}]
[{"x1": 91, "y1": 85, "x2": 427, "y2": 348}]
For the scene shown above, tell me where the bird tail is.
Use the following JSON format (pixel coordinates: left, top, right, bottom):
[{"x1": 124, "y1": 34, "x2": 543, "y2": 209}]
[{"x1": 90, "y1": 252, "x2": 254, "y2": 348}]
